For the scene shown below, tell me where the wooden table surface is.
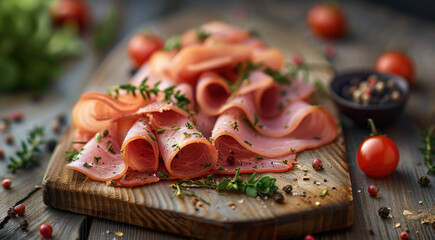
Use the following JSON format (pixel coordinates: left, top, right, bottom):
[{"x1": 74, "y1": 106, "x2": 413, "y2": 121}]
[{"x1": 1, "y1": 0, "x2": 434, "y2": 239}]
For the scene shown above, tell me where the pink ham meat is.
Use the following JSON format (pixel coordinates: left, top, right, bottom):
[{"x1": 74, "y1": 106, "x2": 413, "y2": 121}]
[
  {"x1": 120, "y1": 119, "x2": 159, "y2": 172},
  {"x1": 255, "y1": 80, "x2": 315, "y2": 118},
  {"x1": 106, "y1": 168, "x2": 160, "y2": 187},
  {"x1": 150, "y1": 111, "x2": 218, "y2": 179},
  {"x1": 171, "y1": 44, "x2": 252, "y2": 84},
  {"x1": 211, "y1": 105, "x2": 337, "y2": 171},
  {"x1": 66, "y1": 123, "x2": 127, "y2": 181}
]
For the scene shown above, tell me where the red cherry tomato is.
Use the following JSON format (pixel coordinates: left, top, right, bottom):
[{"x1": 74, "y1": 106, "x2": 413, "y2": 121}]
[
  {"x1": 51, "y1": 0, "x2": 90, "y2": 32},
  {"x1": 40, "y1": 224, "x2": 53, "y2": 238},
  {"x1": 127, "y1": 32, "x2": 164, "y2": 68},
  {"x1": 374, "y1": 51, "x2": 415, "y2": 85},
  {"x1": 357, "y1": 121, "x2": 399, "y2": 178},
  {"x1": 307, "y1": 3, "x2": 347, "y2": 39}
]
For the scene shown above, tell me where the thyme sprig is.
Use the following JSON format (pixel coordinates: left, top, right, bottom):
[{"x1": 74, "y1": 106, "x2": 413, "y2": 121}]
[
  {"x1": 106, "y1": 77, "x2": 192, "y2": 114},
  {"x1": 170, "y1": 169, "x2": 278, "y2": 201},
  {"x1": 8, "y1": 127, "x2": 44, "y2": 173},
  {"x1": 419, "y1": 125, "x2": 435, "y2": 174}
]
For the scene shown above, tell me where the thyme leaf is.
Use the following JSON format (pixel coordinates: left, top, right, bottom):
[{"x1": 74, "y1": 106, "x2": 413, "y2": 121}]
[
  {"x1": 420, "y1": 125, "x2": 435, "y2": 174},
  {"x1": 8, "y1": 127, "x2": 44, "y2": 173}
]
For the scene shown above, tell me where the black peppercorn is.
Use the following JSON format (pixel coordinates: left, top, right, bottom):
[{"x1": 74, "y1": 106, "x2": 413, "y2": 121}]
[
  {"x1": 418, "y1": 176, "x2": 430, "y2": 186},
  {"x1": 57, "y1": 113, "x2": 67, "y2": 126},
  {"x1": 282, "y1": 185, "x2": 293, "y2": 194},
  {"x1": 130, "y1": 68, "x2": 138, "y2": 77},
  {"x1": 5, "y1": 134, "x2": 14, "y2": 145},
  {"x1": 273, "y1": 192, "x2": 284, "y2": 204},
  {"x1": 378, "y1": 207, "x2": 390, "y2": 219},
  {"x1": 20, "y1": 219, "x2": 28, "y2": 230},
  {"x1": 8, "y1": 208, "x2": 17, "y2": 218},
  {"x1": 46, "y1": 139, "x2": 58, "y2": 153},
  {"x1": 226, "y1": 156, "x2": 235, "y2": 165}
]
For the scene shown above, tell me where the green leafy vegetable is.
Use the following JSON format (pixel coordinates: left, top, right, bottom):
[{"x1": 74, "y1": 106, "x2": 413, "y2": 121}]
[{"x1": 0, "y1": 0, "x2": 83, "y2": 92}]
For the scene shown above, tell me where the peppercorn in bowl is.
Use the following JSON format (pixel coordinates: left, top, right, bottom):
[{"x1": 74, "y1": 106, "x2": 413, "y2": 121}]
[{"x1": 329, "y1": 71, "x2": 409, "y2": 125}]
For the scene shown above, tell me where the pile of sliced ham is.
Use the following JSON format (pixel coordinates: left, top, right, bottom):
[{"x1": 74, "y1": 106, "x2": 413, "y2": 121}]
[{"x1": 66, "y1": 21, "x2": 338, "y2": 187}]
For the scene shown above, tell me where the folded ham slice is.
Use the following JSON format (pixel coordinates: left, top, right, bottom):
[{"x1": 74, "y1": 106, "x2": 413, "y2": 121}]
[{"x1": 66, "y1": 123, "x2": 127, "y2": 181}]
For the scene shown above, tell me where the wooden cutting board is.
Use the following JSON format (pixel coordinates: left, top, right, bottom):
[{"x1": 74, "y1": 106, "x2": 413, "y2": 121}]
[{"x1": 42, "y1": 9, "x2": 353, "y2": 239}]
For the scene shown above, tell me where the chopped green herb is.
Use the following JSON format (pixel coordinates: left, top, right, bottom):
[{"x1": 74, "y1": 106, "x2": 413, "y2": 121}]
[
  {"x1": 204, "y1": 163, "x2": 212, "y2": 168},
  {"x1": 103, "y1": 129, "x2": 109, "y2": 137},
  {"x1": 419, "y1": 125, "x2": 435, "y2": 174},
  {"x1": 83, "y1": 162, "x2": 92, "y2": 168},
  {"x1": 255, "y1": 156, "x2": 263, "y2": 160},
  {"x1": 244, "y1": 140, "x2": 252, "y2": 147},
  {"x1": 148, "y1": 134, "x2": 156, "y2": 141},
  {"x1": 110, "y1": 180, "x2": 116, "y2": 185},
  {"x1": 282, "y1": 160, "x2": 288, "y2": 164},
  {"x1": 321, "y1": 187, "x2": 329, "y2": 197},
  {"x1": 254, "y1": 113, "x2": 259, "y2": 126},
  {"x1": 193, "y1": 133, "x2": 203, "y2": 138},
  {"x1": 217, "y1": 167, "x2": 225, "y2": 171},
  {"x1": 253, "y1": 165, "x2": 258, "y2": 169},
  {"x1": 185, "y1": 121, "x2": 195, "y2": 129},
  {"x1": 164, "y1": 35, "x2": 181, "y2": 51},
  {"x1": 172, "y1": 143, "x2": 181, "y2": 151},
  {"x1": 94, "y1": 156, "x2": 102, "y2": 165},
  {"x1": 290, "y1": 148, "x2": 295, "y2": 153},
  {"x1": 229, "y1": 121, "x2": 239, "y2": 131},
  {"x1": 106, "y1": 141, "x2": 114, "y2": 153},
  {"x1": 183, "y1": 132, "x2": 192, "y2": 137},
  {"x1": 171, "y1": 125, "x2": 181, "y2": 131},
  {"x1": 284, "y1": 125, "x2": 289, "y2": 129},
  {"x1": 65, "y1": 150, "x2": 80, "y2": 162},
  {"x1": 258, "y1": 124, "x2": 264, "y2": 129},
  {"x1": 264, "y1": 68, "x2": 291, "y2": 85},
  {"x1": 96, "y1": 133, "x2": 102, "y2": 143},
  {"x1": 196, "y1": 28, "x2": 210, "y2": 41},
  {"x1": 71, "y1": 141, "x2": 87, "y2": 144},
  {"x1": 157, "y1": 172, "x2": 169, "y2": 180},
  {"x1": 313, "y1": 137, "x2": 321, "y2": 140},
  {"x1": 278, "y1": 102, "x2": 284, "y2": 110},
  {"x1": 157, "y1": 129, "x2": 165, "y2": 134},
  {"x1": 241, "y1": 114, "x2": 256, "y2": 130}
]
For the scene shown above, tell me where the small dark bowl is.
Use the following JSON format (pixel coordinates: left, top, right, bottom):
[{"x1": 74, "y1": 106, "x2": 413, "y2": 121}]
[{"x1": 329, "y1": 71, "x2": 409, "y2": 126}]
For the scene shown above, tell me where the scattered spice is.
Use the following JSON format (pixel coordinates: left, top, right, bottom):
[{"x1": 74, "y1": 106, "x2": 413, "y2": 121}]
[
  {"x1": 368, "y1": 229, "x2": 374, "y2": 235},
  {"x1": 2, "y1": 179, "x2": 12, "y2": 189},
  {"x1": 282, "y1": 185, "x2": 293, "y2": 194},
  {"x1": 378, "y1": 207, "x2": 390, "y2": 219},
  {"x1": 20, "y1": 219, "x2": 29, "y2": 231},
  {"x1": 46, "y1": 139, "x2": 57, "y2": 153},
  {"x1": 14, "y1": 204, "x2": 25, "y2": 216},
  {"x1": 51, "y1": 121, "x2": 61, "y2": 133},
  {"x1": 39, "y1": 224, "x2": 53, "y2": 238},
  {"x1": 303, "y1": 176, "x2": 310, "y2": 181},
  {"x1": 314, "y1": 201, "x2": 320, "y2": 206},
  {"x1": 418, "y1": 175, "x2": 430, "y2": 186},
  {"x1": 10, "y1": 110, "x2": 23, "y2": 122},
  {"x1": 0, "y1": 119, "x2": 10, "y2": 132},
  {"x1": 320, "y1": 187, "x2": 328, "y2": 197},
  {"x1": 312, "y1": 158, "x2": 324, "y2": 171},
  {"x1": 273, "y1": 191, "x2": 284, "y2": 204},
  {"x1": 394, "y1": 223, "x2": 401, "y2": 228},
  {"x1": 5, "y1": 134, "x2": 14, "y2": 145},
  {"x1": 368, "y1": 185, "x2": 380, "y2": 198},
  {"x1": 403, "y1": 210, "x2": 413, "y2": 216},
  {"x1": 114, "y1": 231, "x2": 124, "y2": 237},
  {"x1": 400, "y1": 230, "x2": 409, "y2": 240},
  {"x1": 229, "y1": 121, "x2": 239, "y2": 131},
  {"x1": 8, "y1": 208, "x2": 17, "y2": 218}
]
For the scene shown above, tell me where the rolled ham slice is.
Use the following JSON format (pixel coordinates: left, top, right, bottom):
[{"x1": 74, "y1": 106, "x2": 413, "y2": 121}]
[
  {"x1": 151, "y1": 111, "x2": 218, "y2": 179},
  {"x1": 121, "y1": 119, "x2": 159, "y2": 173}
]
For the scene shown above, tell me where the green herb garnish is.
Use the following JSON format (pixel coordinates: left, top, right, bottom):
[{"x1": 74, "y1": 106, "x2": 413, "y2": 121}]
[
  {"x1": 204, "y1": 163, "x2": 212, "y2": 168},
  {"x1": 255, "y1": 156, "x2": 263, "y2": 160},
  {"x1": 157, "y1": 129, "x2": 165, "y2": 134},
  {"x1": 197, "y1": 28, "x2": 210, "y2": 41},
  {"x1": 420, "y1": 125, "x2": 435, "y2": 174},
  {"x1": 172, "y1": 143, "x2": 181, "y2": 151},
  {"x1": 148, "y1": 134, "x2": 156, "y2": 141},
  {"x1": 157, "y1": 172, "x2": 169, "y2": 180},
  {"x1": 83, "y1": 162, "x2": 93, "y2": 168},
  {"x1": 94, "y1": 156, "x2": 102, "y2": 165},
  {"x1": 8, "y1": 127, "x2": 44, "y2": 173},
  {"x1": 244, "y1": 140, "x2": 252, "y2": 147},
  {"x1": 164, "y1": 35, "x2": 181, "y2": 51},
  {"x1": 96, "y1": 133, "x2": 102, "y2": 143},
  {"x1": 321, "y1": 187, "x2": 329, "y2": 197},
  {"x1": 229, "y1": 121, "x2": 239, "y2": 131}
]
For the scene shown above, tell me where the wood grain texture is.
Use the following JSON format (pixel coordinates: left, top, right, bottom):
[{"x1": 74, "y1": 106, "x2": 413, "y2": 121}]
[{"x1": 42, "y1": 9, "x2": 353, "y2": 240}]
